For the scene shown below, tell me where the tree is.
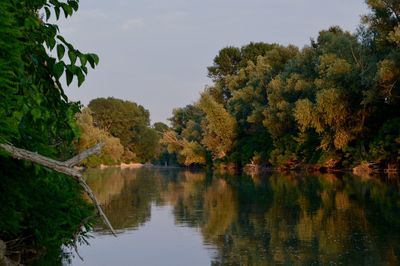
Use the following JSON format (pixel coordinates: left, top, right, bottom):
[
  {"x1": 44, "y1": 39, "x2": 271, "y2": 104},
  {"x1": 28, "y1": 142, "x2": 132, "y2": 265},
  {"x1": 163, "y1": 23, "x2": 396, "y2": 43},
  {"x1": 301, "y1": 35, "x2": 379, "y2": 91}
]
[
  {"x1": 199, "y1": 93, "x2": 237, "y2": 159},
  {"x1": 134, "y1": 126, "x2": 159, "y2": 163},
  {"x1": 153, "y1": 122, "x2": 169, "y2": 133},
  {"x1": 169, "y1": 105, "x2": 204, "y2": 135},
  {"x1": 152, "y1": 122, "x2": 177, "y2": 165},
  {"x1": 88, "y1": 97, "x2": 149, "y2": 146},
  {"x1": 0, "y1": 0, "x2": 100, "y2": 263},
  {"x1": 162, "y1": 105, "x2": 207, "y2": 166},
  {"x1": 75, "y1": 108, "x2": 124, "y2": 166},
  {"x1": 207, "y1": 46, "x2": 242, "y2": 82},
  {"x1": 369, "y1": 118, "x2": 400, "y2": 166},
  {"x1": 88, "y1": 97, "x2": 158, "y2": 162},
  {"x1": 363, "y1": 0, "x2": 400, "y2": 49},
  {"x1": 166, "y1": 5, "x2": 400, "y2": 171},
  {"x1": 160, "y1": 130, "x2": 206, "y2": 166}
]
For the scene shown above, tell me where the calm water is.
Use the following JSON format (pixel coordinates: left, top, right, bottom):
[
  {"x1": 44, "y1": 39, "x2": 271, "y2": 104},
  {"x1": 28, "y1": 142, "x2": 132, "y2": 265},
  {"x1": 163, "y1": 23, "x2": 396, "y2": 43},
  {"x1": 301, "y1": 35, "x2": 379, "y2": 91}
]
[{"x1": 64, "y1": 168, "x2": 400, "y2": 266}]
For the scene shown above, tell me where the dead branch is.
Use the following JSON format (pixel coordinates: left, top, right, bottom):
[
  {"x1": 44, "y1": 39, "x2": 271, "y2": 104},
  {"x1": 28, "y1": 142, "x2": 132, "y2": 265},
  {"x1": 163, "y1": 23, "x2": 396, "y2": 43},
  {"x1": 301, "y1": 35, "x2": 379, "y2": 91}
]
[
  {"x1": 0, "y1": 143, "x2": 116, "y2": 236},
  {"x1": 64, "y1": 143, "x2": 104, "y2": 167},
  {"x1": 160, "y1": 131, "x2": 185, "y2": 147}
]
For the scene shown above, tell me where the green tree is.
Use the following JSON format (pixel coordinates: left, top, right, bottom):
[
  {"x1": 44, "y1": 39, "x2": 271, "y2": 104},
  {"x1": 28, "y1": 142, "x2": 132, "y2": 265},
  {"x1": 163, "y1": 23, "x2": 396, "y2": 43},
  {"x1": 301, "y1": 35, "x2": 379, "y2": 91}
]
[
  {"x1": 163, "y1": 105, "x2": 206, "y2": 166},
  {"x1": 75, "y1": 108, "x2": 124, "y2": 166},
  {"x1": 363, "y1": 0, "x2": 400, "y2": 49},
  {"x1": 153, "y1": 122, "x2": 169, "y2": 133},
  {"x1": 0, "y1": 0, "x2": 98, "y2": 263},
  {"x1": 207, "y1": 46, "x2": 242, "y2": 82},
  {"x1": 152, "y1": 122, "x2": 178, "y2": 166},
  {"x1": 160, "y1": 130, "x2": 206, "y2": 166},
  {"x1": 135, "y1": 126, "x2": 159, "y2": 163},
  {"x1": 169, "y1": 104, "x2": 204, "y2": 135},
  {"x1": 369, "y1": 118, "x2": 400, "y2": 166},
  {"x1": 166, "y1": 4, "x2": 400, "y2": 171},
  {"x1": 88, "y1": 97, "x2": 158, "y2": 162},
  {"x1": 199, "y1": 93, "x2": 237, "y2": 159},
  {"x1": 88, "y1": 97, "x2": 149, "y2": 147}
]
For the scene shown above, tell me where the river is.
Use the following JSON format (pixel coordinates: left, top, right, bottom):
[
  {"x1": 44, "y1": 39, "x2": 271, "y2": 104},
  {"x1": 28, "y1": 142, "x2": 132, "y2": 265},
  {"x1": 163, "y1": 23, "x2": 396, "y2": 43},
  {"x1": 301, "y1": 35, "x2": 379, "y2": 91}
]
[{"x1": 63, "y1": 168, "x2": 400, "y2": 265}]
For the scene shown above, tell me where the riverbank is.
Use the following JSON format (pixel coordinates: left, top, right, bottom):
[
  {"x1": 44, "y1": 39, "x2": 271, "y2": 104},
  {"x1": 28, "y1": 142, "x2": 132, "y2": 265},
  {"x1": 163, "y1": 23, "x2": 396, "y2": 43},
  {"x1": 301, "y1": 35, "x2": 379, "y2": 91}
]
[
  {"x1": 76, "y1": 159, "x2": 399, "y2": 182},
  {"x1": 215, "y1": 161, "x2": 399, "y2": 179}
]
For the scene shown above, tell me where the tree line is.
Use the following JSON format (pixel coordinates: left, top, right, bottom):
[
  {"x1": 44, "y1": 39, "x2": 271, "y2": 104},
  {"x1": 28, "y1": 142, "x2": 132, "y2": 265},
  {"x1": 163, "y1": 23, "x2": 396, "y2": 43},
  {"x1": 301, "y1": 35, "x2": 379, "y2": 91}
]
[
  {"x1": 75, "y1": 97, "x2": 170, "y2": 167},
  {"x1": 161, "y1": 1, "x2": 400, "y2": 172}
]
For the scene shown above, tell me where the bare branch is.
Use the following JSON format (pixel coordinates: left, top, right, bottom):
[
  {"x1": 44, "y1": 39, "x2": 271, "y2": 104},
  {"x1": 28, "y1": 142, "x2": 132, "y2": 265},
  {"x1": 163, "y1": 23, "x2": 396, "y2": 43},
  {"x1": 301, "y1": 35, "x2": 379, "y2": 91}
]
[
  {"x1": 0, "y1": 143, "x2": 116, "y2": 236},
  {"x1": 161, "y1": 131, "x2": 185, "y2": 147},
  {"x1": 64, "y1": 142, "x2": 104, "y2": 167}
]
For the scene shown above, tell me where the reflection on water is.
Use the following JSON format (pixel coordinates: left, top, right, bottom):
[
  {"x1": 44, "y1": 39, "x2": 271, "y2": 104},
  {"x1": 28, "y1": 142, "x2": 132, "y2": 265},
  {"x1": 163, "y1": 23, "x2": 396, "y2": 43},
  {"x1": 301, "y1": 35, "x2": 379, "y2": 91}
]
[{"x1": 68, "y1": 168, "x2": 400, "y2": 265}]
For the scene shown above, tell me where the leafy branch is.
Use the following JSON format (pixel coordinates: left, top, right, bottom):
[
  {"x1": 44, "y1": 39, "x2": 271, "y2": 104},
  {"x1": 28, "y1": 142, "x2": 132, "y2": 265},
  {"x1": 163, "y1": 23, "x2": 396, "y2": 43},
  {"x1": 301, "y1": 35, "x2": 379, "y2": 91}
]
[{"x1": 0, "y1": 143, "x2": 116, "y2": 236}]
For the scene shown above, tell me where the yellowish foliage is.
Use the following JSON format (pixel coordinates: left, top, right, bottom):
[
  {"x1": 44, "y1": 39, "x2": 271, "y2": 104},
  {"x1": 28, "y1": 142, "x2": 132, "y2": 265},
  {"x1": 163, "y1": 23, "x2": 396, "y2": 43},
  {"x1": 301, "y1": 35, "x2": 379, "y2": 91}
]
[
  {"x1": 181, "y1": 141, "x2": 206, "y2": 166},
  {"x1": 378, "y1": 59, "x2": 398, "y2": 84},
  {"x1": 199, "y1": 93, "x2": 237, "y2": 159},
  {"x1": 202, "y1": 179, "x2": 237, "y2": 240},
  {"x1": 319, "y1": 54, "x2": 351, "y2": 77},
  {"x1": 75, "y1": 108, "x2": 124, "y2": 165},
  {"x1": 388, "y1": 25, "x2": 400, "y2": 46},
  {"x1": 160, "y1": 130, "x2": 205, "y2": 165}
]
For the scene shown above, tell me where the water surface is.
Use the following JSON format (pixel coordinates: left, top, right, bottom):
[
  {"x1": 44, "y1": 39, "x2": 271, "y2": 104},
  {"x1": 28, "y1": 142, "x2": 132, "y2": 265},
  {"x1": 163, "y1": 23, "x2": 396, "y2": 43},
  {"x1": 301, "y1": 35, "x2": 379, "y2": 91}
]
[{"x1": 65, "y1": 168, "x2": 400, "y2": 265}]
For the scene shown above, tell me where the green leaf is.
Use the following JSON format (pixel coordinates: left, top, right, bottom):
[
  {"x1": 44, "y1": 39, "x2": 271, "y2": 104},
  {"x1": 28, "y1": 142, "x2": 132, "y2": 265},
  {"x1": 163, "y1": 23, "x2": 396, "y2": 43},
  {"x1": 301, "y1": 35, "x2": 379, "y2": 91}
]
[
  {"x1": 44, "y1": 7, "x2": 51, "y2": 20},
  {"x1": 53, "y1": 62, "x2": 65, "y2": 80},
  {"x1": 67, "y1": 64, "x2": 79, "y2": 74},
  {"x1": 87, "y1": 54, "x2": 99, "y2": 68},
  {"x1": 48, "y1": 57, "x2": 56, "y2": 67},
  {"x1": 47, "y1": 38, "x2": 56, "y2": 50},
  {"x1": 57, "y1": 44, "x2": 65, "y2": 60},
  {"x1": 87, "y1": 56, "x2": 95, "y2": 68},
  {"x1": 56, "y1": 35, "x2": 67, "y2": 44},
  {"x1": 32, "y1": 91, "x2": 42, "y2": 105},
  {"x1": 68, "y1": 49, "x2": 77, "y2": 64},
  {"x1": 24, "y1": 17, "x2": 38, "y2": 29},
  {"x1": 61, "y1": 3, "x2": 73, "y2": 18},
  {"x1": 77, "y1": 69, "x2": 85, "y2": 87},
  {"x1": 81, "y1": 65, "x2": 88, "y2": 74},
  {"x1": 92, "y1": 54, "x2": 100, "y2": 65},
  {"x1": 66, "y1": 69, "x2": 73, "y2": 85},
  {"x1": 47, "y1": 24, "x2": 58, "y2": 37},
  {"x1": 31, "y1": 108, "x2": 41, "y2": 121},
  {"x1": 55, "y1": 6, "x2": 60, "y2": 20},
  {"x1": 68, "y1": 0, "x2": 79, "y2": 11},
  {"x1": 79, "y1": 54, "x2": 87, "y2": 66},
  {"x1": 31, "y1": 55, "x2": 39, "y2": 66}
]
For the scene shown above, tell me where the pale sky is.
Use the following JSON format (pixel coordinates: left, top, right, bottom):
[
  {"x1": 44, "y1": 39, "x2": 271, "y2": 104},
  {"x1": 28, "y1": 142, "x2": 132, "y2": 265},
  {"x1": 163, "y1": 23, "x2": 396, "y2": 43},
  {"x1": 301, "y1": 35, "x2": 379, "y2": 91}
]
[{"x1": 56, "y1": 0, "x2": 369, "y2": 123}]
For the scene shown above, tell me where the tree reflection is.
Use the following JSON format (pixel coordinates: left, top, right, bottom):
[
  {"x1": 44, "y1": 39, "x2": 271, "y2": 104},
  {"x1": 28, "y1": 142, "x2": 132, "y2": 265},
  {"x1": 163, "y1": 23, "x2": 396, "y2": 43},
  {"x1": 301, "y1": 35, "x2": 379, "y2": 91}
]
[
  {"x1": 85, "y1": 168, "x2": 162, "y2": 232},
  {"x1": 85, "y1": 168, "x2": 400, "y2": 264}
]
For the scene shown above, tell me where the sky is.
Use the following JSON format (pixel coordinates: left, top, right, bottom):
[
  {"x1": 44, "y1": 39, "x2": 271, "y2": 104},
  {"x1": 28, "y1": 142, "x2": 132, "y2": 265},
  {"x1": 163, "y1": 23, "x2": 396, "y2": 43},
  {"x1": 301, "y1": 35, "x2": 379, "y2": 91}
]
[{"x1": 56, "y1": 0, "x2": 369, "y2": 123}]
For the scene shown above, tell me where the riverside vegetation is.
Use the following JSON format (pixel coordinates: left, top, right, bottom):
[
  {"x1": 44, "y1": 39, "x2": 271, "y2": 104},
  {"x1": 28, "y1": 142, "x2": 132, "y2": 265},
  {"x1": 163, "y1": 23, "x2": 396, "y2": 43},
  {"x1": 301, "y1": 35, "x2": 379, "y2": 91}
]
[
  {"x1": 160, "y1": 1, "x2": 400, "y2": 174},
  {"x1": 75, "y1": 1, "x2": 400, "y2": 174},
  {"x1": 1, "y1": 0, "x2": 400, "y2": 265},
  {"x1": 0, "y1": 0, "x2": 100, "y2": 264}
]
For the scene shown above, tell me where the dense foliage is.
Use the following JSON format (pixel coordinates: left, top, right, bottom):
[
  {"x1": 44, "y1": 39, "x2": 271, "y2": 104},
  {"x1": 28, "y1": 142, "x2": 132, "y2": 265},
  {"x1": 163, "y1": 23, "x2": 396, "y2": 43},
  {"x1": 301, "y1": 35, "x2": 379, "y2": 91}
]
[
  {"x1": 163, "y1": 1, "x2": 400, "y2": 172},
  {"x1": 75, "y1": 108, "x2": 124, "y2": 167},
  {"x1": 87, "y1": 97, "x2": 163, "y2": 164},
  {"x1": 0, "y1": 0, "x2": 98, "y2": 263}
]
